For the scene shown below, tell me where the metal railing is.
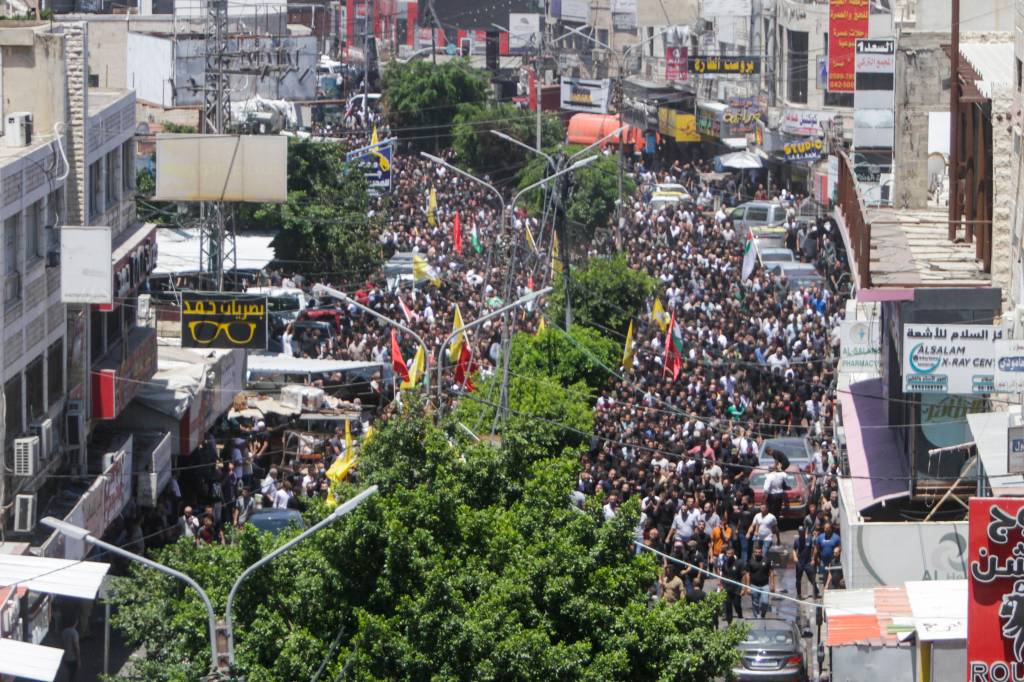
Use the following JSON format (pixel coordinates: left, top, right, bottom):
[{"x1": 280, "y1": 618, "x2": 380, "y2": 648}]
[{"x1": 834, "y1": 150, "x2": 872, "y2": 289}]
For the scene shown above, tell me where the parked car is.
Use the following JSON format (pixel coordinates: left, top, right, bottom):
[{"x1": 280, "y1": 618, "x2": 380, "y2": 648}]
[
  {"x1": 749, "y1": 467, "x2": 812, "y2": 520},
  {"x1": 768, "y1": 262, "x2": 826, "y2": 291},
  {"x1": 299, "y1": 307, "x2": 344, "y2": 334},
  {"x1": 758, "y1": 437, "x2": 814, "y2": 470},
  {"x1": 649, "y1": 191, "x2": 687, "y2": 212},
  {"x1": 249, "y1": 508, "x2": 306, "y2": 534},
  {"x1": 729, "y1": 201, "x2": 789, "y2": 229},
  {"x1": 759, "y1": 247, "x2": 796, "y2": 264},
  {"x1": 248, "y1": 286, "x2": 309, "y2": 323},
  {"x1": 731, "y1": 619, "x2": 808, "y2": 681}
]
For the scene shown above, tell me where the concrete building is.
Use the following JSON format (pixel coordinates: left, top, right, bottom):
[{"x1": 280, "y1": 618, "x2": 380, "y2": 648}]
[
  {"x1": 1009, "y1": 0, "x2": 1024, "y2": 308},
  {"x1": 0, "y1": 21, "x2": 162, "y2": 553}
]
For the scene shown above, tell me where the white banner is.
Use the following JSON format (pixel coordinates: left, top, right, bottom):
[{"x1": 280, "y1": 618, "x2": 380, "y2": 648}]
[
  {"x1": 509, "y1": 13, "x2": 540, "y2": 51},
  {"x1": 902, "y1": 324, "x2": 999, "y2": 395},
  {"x1": 61, "y1": 225, "x2": 112, "y2": 305},
  {"x1": 560, "y1": 0, "x2": 589, "y2": 22},
  {"x1": 559, "y1": 78, "x2": 611, "y2": 113}
]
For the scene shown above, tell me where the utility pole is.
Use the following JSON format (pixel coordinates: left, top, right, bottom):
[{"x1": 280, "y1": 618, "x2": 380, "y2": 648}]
[
  {"x1": 947, "y1": 0, "x2": 961, "y2": 241},
  {"x1": 535, "y1": 0, "x2": 547, "y2": 151},
  {"x1": 615, "y1": 66, "x2": 625, "y2": 251},
  {"x1": 200, "y1": 0, "x2": 233, "y2": 291},
  {"x1": 363, "y1": 0, "x2": 373, "y2": 124}
]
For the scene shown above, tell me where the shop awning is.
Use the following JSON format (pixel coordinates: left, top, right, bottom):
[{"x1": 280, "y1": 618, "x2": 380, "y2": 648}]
[
  {"x1": 838, "y1": 378, "x2": 910, "y2": 513},
  {"x1": 155, "y1": 227, "x2": 276, "y2": 274},
  {"x1": 246, "y1": 355, "x2": 384, "y2": 376},
  {"x1": 716, "y1": 150, "x2": 762, "y2": 169},
  {"x1": 968, "y1": 408, "x2": 1024, "y2": 495},
  {"x1": 905, "y1": 579, "x2": 966, "y2": 642},
  {"x1": 0, "y1": 639, "x2": 64, "y2": 681},
  {"x1": 0, "y1": 555, "x2": 110, "y2": 599}
]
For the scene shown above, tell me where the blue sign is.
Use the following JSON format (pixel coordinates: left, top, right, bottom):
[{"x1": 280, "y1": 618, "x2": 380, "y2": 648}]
[{"x1": 346, "y1": 138, "x2": 394, "y2": 195}]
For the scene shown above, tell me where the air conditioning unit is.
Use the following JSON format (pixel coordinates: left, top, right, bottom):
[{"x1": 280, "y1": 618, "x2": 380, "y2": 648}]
[
  {"x1": 31, "y1": 419, "x2": 53, "y2": 460},
  {"x1": 13, "y1": 437, "x2": 40, "y2": 477},
  {"x1": 14, "y1": 494, "x2": 37, "y2": 533},
  {"x1": 5, "y1": 112, "x2": 32, "y2": 148}
]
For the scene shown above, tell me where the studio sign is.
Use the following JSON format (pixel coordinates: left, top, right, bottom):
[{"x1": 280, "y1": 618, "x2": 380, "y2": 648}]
[
  {"x1": 180, "y1": 292, "x2": 268, "y2": 350},
  {"x1": 783, "y1": 139, "x2": 824, "y2": 160}
]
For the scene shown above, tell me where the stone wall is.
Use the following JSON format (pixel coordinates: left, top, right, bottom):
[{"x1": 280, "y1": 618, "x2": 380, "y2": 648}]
[
  {"x1": 63, "y1": 22, "x2": 88, "y2": 226},
  {"x1": 993, "y1": 82, "x2": 1014, "y2": 310}
]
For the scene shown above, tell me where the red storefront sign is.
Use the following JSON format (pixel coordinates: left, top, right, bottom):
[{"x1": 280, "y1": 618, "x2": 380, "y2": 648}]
[
  {"x1": 827, "y1": 0, "x2": 869, "y2": 92},
  {"x1": 968, "y1": 497, "x2": 1024, "y2": 680},
  {"x1": 91, "y1": 327, "x2": 157, "y2": 420},
  {"x1": 665, "y1": 46, "x2": 688, "y2": 82}
]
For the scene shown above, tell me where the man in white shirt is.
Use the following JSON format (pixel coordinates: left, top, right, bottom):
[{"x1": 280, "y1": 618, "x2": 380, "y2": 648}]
[
  {"x1": 260, "y1": 468, "x2": 279, "y2": 507},
  {"x1": 763, "y1": 462, "x2": 789, "y2": 525},
  {"x1": 748, "y1": 502, "x2": 779, "y2": 554},
  {"x1": 273, "y1": 480, "x2": 293, "y2": 509}
]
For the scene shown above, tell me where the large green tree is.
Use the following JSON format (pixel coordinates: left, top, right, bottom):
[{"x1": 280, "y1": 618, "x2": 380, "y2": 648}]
[
  {"x1": 549, "y1": 253, "x2": 658, "y2": 337},
  {"x1": 107, "y1": 395, "x2": 741, "y2": 682},
  {"x1": 236, "y1": 138, "x2": 382, "y2": 283},
  {"x1": 382, "y1": 59, "x2": 491, "y2": 150},
  {"x1": 451, "y1": 103, "x2": 564, "y2": 183},
  {"x1": 518, "y1": 147, "x2": 636, "y2": 240}
]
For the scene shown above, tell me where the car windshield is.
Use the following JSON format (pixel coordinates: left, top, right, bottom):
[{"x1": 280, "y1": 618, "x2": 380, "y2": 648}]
[
  {"x1": 766, "y1": 441, "x2": 808, "y2": 459},
  {"x1": 743, "y1": 629, "x2": 795, "y2": 646},
  {"x1": 267, "y1": 295, "x2": 301, "y2": 312},
  {"x1": 251, "y1": 514, "x2": 304, "y2": 533}
]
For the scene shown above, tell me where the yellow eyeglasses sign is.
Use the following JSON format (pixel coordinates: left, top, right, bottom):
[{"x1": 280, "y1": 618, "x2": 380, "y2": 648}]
[{"x1": 180, "y1": 292, "x2": 268, "y2": 349}]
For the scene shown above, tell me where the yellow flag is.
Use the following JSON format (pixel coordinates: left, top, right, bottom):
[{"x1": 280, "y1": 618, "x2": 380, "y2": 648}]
[
  {"x1": 551, "y1": 232, "x2": 562, "y2": 276},
  {"x1": 427, "y1": 186, "x2": 437, "y2": 226},
  {"x1": 402, "y1": 345, "x2": 426, "y2": 389},
  {"x1": 622, "y1": 320, "x2": 634, "y2": 372},
  {"x1": 525, "y1": 224, "x2": 538, "y2": 254},
  {"x1": 449, "y1": 305, "x2": 465, "y2": 362},
  {"x1": 535, "y1": 316, "x2": 547, "y2": 336},
  {"x1": 651, "y1": 298, "x2": 669, "y2": 332},
  {"x1": 345, "y1": 418, "x2": 354, "y2": 457},
  {"x1": 412, "y1": 254, "x2": 440, "y2": 287},
  {"x1": 371, "y1": 125, "x2": 379, "y2": 146},
  {"x1": 363, "y1": 425, "x2": 376, "y2": 444}
]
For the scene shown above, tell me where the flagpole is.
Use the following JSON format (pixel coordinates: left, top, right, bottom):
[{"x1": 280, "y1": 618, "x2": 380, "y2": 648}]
[{"x1": 312, "y1": 284, "x2": 431, "y2": 395}]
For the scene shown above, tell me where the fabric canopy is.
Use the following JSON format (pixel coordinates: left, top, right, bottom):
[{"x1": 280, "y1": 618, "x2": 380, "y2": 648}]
[
  {"x1": 0, "y1": 639, "x2": 64, "y2": 682},
  {"x1": 566, "y1": 113, "x2": 644, "y2": 148},
  {"x1": 0, "y1": 555, "x2": 109, "y2": 600},
  {"x1": 717, "y1": 150, "x2": 762, "y2": 169},
  {"x1": 246, "y1": 355, "x2": 384, "y2": 375}
]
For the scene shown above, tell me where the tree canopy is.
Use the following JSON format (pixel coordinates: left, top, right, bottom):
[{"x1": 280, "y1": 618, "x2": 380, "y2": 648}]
[
  {"x1": 548, "y1": 253, "x2": 658, "y2": 337},
  {"x1": 236, "y1": 139, "x2": 382, "y2": 285},
  {"x1": 382, "y1": 59, "x2": 492, "y2": 150},
  {"x1": 451, "y1": 103, "x2": 564, "y2": 183}
]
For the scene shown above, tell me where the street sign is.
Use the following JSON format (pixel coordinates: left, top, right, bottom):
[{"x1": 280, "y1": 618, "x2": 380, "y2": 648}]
[{"x1": 1010, "y1": 425, "x2": 1024, "y2": 474}]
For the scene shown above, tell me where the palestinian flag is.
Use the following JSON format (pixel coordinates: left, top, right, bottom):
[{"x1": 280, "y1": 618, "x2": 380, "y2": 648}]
[
  {"x1": 663, "y1": 311, "x2": 683, "y2": 381},
  {"x1": 471, "y1": 223, "x2": 482, "y2": 254}
]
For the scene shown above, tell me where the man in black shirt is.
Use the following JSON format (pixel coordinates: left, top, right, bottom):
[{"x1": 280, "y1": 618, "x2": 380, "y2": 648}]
[
  {"x1": 719, "y1": 546, "x2": 744, "y2": 623},
  {"x1": 792, "y1": 525, "x2": 819, "y2": 599},
  {"x1": 735, "y1": 499, "x2": 755, "y2": 563},
  {"x1": 744, "y1": 545, "x2": 775, "y2": 618}
]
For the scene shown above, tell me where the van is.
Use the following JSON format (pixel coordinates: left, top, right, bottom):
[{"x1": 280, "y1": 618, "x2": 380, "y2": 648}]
[
  {"x1": 729, "y1": 201, "x2": 788, "y2": 229},
  {"x1": 759, "y1": 247, "x2": 796, "y2": 264}
]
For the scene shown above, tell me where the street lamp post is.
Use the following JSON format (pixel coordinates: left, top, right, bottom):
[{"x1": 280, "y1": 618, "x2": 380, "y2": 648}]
[
  {"x1": 40, "y1": 484, "x2": 378, "y2": 676},
  {"x1": 435, "y1": 287, "x2": 552, "y2": 415},
  {"x1": 312, "y1": 284, "x2": 430, "y2": 395}
]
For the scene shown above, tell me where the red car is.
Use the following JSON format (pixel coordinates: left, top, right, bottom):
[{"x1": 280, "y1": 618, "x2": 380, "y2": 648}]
[{"x1": 749, "y1": 467, "x2": 812, "y2": 521}]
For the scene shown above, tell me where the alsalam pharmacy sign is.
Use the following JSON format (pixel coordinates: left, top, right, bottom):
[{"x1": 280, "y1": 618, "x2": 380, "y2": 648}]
[{"x1": 968, "y1": 498, "x2": 1024, "y2": 681}]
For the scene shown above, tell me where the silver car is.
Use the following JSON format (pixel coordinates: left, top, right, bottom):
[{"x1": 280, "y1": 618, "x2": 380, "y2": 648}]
[{"x1": 731, "y1": 619, "x2": 808, "y2": 682}]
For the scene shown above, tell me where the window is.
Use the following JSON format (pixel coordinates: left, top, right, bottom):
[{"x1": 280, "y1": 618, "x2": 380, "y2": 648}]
[
  {"x1": 4, "y1": 215, "x2": 19, "y2": 275},
  {"x1": 105, "y1": 149, "x2": 119, "y2": 209},
  {"x1": 88, "y1": 73, "x2": 99, "y2": 87},
  {"x1": 106, "y1": 301, "x2": 123, "y2": 346},
  {"x1": 122, "y1": 141, "x2": 135, "y2": 192},
  {"x1": 25, "y1": 201, "x2": 42, "y2": 262},
  {"x1": 4, "y1": 375, "x2": 21, "y2": 442},
  {"x1": 88, "y1": 160, "x2": 102, "y2": 219},
  {"x1": 47, "y1": 340, "x2": 63, "y2": 408},
  {"x1": 787, "y1": 30, "x2": 808, "y2": 104},
  {"x1": 746, "y1": 206, "x2": 769, "y2": 222},
  {"x1": 1017, "y1": 58, "x2": 1022, "y2": 92},
  {"x1": 26, "y1": 357, "x2": 43, "y2": 422},
  {"x1": 47, "y1": 188, "x2": 62, "y2": 228},
  {"x1": 90, "y1": 307, "x2": 104, "y2": 364}
]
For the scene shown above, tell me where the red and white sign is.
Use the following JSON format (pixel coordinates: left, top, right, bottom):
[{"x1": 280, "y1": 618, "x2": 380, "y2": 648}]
[
  {"x1": 827, "y1": 0, "x2": 869, "y2": 92},
  {"x1": 665, "y1": 46, "x2": 688, "y2": 81},
  {"x1": 969, "y1": 497, "x2": 1024, "y2": 680}
]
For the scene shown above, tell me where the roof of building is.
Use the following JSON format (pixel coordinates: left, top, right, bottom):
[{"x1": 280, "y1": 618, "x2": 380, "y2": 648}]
[
  {"x1": 861, "y1": 207, "x2": 991, "y2": 288},
  {"x1": 154, "y1": 226, "x2": 276, "y2": 274},
  {"x1": 88, "y1": 87, "x2": 133, "y2": 118},
  {"x1": 959, "y1": 41, "x2": 1014, "y2": 98},
  {"x1": 825, "y1": 580, "x2": 965, "y2": 647}
]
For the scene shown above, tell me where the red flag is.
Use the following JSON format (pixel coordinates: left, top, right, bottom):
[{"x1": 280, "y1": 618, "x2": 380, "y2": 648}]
[
  {"x1": 391, "y1": 329, "x2": 410, "y2": 383},
  {"x1": 454, "y1": 343, "x2": 476, "y2": 392},
  {"x1": 527, "y1": 274, "x2": 534, "y2": 291},
  {"x1": 663, "y1": 311, "x2": 682, "y2": 381},
  {"x1": 453, "y1": 210, "x2": 463, "y2": 256},
  {"x1": 398, "y1": 296, "x2": 415, "y2": 324}
]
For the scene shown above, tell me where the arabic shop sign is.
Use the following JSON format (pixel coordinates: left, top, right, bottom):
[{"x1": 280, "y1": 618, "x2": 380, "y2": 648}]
[
  {"x1": 828, "y1": 0, "x2": 869, "y2": 92},
  {"x1": 181, "y1": 292, "x2": 268, "y2": 350},
  {"x1": 696, "y1": 107, "x2": 721, "y2": 138},
  {"x1": 967, "y1": 498, "x2": 1024, "y2": 681},
  {"x1": 687, "y1": 55, "x2": 761, "y2": 75},
  {"x1": 840, "y1": 318, "x2": 881, "y2": 372},
  {"x1": 783, "y1": 137, "x2": 824, "y2": 162},
  {"x1": 722, "y1": 97, "x2": 763, "y2": 134},
  {"x1": 780, "y1": 109, "x2": 836, "y2": 137},
  {"x1": 994, "y1": 340, "x2": 1024, "y2": 394},
  {"x1": 901, "y1": 323, "x2": 999, "y2": 395}
]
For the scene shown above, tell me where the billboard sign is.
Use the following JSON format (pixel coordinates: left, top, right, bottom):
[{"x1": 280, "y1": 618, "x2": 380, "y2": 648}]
[
  {"x1": 180, "y1": 292, "x2": 268, "y2": 350},
  {"x1": 155, "y1": 134, "x2": 288, "y2": 203},
  {"x1": 665, "y1": 46, "x2": 688, "y2": 81},
  {"x1": 559, "y1": 78, "x2": 610, "y2": 113},
  {"x1": 968, "y1": 497, "x2": 1024, "y2": 679},
  {"x1": 902, "y1": 324, "x2": 998, "y2": 395},
  {"x1": 994, "y1": 340, "x2": 1024, "y2": 393},
  {"x1": 60, "y1": 225, "x2": 112, "y2": 305},
  {"x1": 611, "y1": 0, "x2": 636, "y2": 30},
  {"x1": 559, "y1": 0, "x2": 588, "y2": 22},
  {"x1": 783, "y1": 137, "x2": 825, "y2": 162},
  {"x1": 722, "y1": 96, "x2": 763, "y2": 134},
  {"x1": 346, "y1": 137, "x2": 395, "y2": 195},
  {"x1": 508, "y1": 13, "x2": 540, "y2": 51},
  {"x1": 780, "y1": 109, "x2": 836, "y2": 136},
  {"x1": 688, "y1": 55, "x2": 761, "y2": 75},
  {"x1": 827, "y1": 0, "x2": 869, "y2": 92}
]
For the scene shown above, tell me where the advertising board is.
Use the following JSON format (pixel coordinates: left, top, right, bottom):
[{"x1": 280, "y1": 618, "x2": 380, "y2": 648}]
[
  {"x1": 60, "y1": 226, "x2": 112, "y2": 305},
  {"x1": 559, "y1": 78, "x2": 610, "y2": 113},
  {"x1": 828, "y1": 0, "x2": 869, "y2": 92},
  {"x1": 180, "y1": 292, "x2": 268, "y2": 350},
  {"x1": 901, "y1": 323, "x2": 999, "y2": 395}
]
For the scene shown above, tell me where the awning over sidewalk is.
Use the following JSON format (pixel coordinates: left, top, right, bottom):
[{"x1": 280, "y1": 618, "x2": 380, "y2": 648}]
[
  {"x1": 838, "y1": 378, "x2": 910, "y2": 513},
  {"x1": 968, "y1": 408, "x2": 1024, "y2": 495},
  {"x1": 246, "y1": 355, "x2": 385, "y2": 375},
  {"x1": 0, "y1": 555, "x2": 109, "y2": 599},
  {"x1": 0, "y1": 638, "x2": 64, "y2": 681}
]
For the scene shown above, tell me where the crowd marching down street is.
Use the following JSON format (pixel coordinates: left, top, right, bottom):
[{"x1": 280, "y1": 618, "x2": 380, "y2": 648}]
[{"x1": 240, "y1": 128, "x2": 852, "y2": 622}]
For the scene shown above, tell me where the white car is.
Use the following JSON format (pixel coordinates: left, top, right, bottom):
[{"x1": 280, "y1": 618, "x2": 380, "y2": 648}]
[{"x1": 246, "y1": 286, "x2": 309, "y2": 321}]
